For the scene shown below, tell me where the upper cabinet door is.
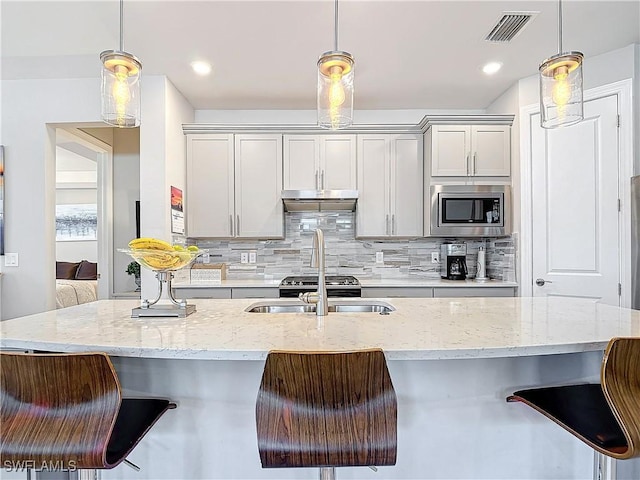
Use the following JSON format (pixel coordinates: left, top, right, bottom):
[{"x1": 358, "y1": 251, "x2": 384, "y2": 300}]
[
  {"x1": 391, "y1": 135, "x2": 423, "y2": 237},
  {"x1": 283, "y1": 135, "x2": 319, "y2": 190},
  {"x1": 356, "y1": 135, "x2": 390, "y2": 237},
  {"x1": 471, "y1": 125, "x2": 511, "y2": 176},
  {"x1": 321, "y1": 135, "x2": 357, "y2": 190},
  {"x1": 283, "y1": 135, "x2": 357, "y2": 190},
  {"x1": 234, "y1": 134, "x2": 284, "y2": 239},
  {"x1": 186, "y1": 134, "x2": 234, "y2": 238},
  {"x1": 430, "y1": 125, "x2": 471, "y2": 177}
]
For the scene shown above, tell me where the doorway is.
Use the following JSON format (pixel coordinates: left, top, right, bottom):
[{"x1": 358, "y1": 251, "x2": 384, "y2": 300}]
[{"x1": 55, "y1": 128, "x2": 113, "y2": 299}]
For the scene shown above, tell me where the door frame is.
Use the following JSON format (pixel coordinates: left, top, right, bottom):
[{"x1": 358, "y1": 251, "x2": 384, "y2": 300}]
[
  {"x1": 52, "y1": 125, "x2": 113, "y2": 300},
  {"x1": 519, "y1": 79, "x2": 633, "y2": 305}
]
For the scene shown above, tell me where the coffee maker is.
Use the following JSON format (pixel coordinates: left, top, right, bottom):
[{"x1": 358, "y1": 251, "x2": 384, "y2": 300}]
[{"x1": 440, "y1": 243, "x2": 468, "y2": 280}]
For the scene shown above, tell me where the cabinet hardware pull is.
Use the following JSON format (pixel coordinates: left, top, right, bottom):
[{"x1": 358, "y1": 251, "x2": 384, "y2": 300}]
[
  {"x1": 320, "y1": 170, "x2": 325, "y2": 189},
  {"x1": 392, "y1": 214, "x2": 396, "y2": 235},
  {"x1": 229, "y1": 215, "x2": 233, "y2": 236},
  {"x1": 237, "y1": 215, "x2": 240, "y2": 236},
  {"x1": 466, "y1": 153, "x2": 470, "y2": 175},
  {"x1": 315, "y1": 171, "x2": 319, "y2": 189},
  {"x1": 473, "y1": 153, "x2": 477, "y2": 175},
  {"x1": 386, "y1": 214, "x2": 390, "y2": 236}
]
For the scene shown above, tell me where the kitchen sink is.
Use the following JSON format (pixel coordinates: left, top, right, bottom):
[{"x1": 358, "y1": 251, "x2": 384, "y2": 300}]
[{"x1": 245, "y1": 300, "x2": 395, "y2": 314}]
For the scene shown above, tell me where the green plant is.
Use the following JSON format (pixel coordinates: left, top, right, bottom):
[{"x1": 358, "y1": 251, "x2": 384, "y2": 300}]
[{"x1": 126, "y1": 261, "x2": 140, "y2": 277}]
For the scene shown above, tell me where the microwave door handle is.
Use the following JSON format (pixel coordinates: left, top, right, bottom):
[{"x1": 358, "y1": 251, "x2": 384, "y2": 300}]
[{"x1": 462, "y1": 260, "x2": 468, "y2": 275}]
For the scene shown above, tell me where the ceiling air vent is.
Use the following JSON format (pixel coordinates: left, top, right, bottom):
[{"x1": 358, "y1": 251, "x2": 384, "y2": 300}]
[{"x1": 485, "y1": 12, "x2": 538, "y2": 43}]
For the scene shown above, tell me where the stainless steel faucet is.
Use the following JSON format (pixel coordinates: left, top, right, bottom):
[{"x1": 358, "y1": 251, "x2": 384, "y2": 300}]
[{"x1": 299, "y1": 228, "x2": 328, "y2": 316}]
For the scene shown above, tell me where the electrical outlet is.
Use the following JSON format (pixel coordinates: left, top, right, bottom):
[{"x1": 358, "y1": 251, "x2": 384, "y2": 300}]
[
  {"x1": 249, "y1": 251, "x2": 257, "y2": 264},
  {"x1": 376, "y1": 252, "x2": 384, "y2": 264},
  {"x1": 202, "y1": 253, "x2": 210, "y2": 264},
  {"x1": 240, "y1": 252, "x2": 249, "y2": 264},
  {"x1": 431, "y1": 252, "x2": 440, "y2": 264},
  {"x1": 4, "y1": 253, "x2": 18, "y2": 267}
]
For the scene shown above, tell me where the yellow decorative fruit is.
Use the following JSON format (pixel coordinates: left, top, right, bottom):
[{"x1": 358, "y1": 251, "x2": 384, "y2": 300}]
[
  {"x1": 187, "y1": 245, "x2": 199, "y2": 252},
  {"x1": 128, "y1": 237, "x2": 173, "y2": 251},
  {"x1": 173, "y1": 245, "x2": 185, "y2": 251}
]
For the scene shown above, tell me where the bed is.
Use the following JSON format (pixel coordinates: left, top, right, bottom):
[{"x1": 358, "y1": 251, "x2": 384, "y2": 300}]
[{"x1": 55, "y1": 260, "x2": 98, "y2": 308}]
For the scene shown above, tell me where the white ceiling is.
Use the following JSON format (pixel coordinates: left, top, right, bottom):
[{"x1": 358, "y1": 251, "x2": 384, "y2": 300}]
[{"x1": 2, "y1": 1, "x2": 639, "y2": 111}]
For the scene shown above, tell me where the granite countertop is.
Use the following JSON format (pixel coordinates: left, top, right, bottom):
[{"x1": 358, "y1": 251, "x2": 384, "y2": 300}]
[
  {"x1": 1, "y1": 297, "x2": 637, "y2": 361},
  {"x1": 172, "y1": 277, "x2": 518, "y2": 288}
]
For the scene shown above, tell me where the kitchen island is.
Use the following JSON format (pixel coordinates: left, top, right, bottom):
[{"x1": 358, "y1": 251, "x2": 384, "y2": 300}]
[{"x1": 1, "y1": 297, "x2": 639, "y2": 479}]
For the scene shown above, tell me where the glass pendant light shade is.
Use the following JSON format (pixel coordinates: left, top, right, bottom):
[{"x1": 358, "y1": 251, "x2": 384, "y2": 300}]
[
  {"x1": 317, "y1": 51, "x2": 354, "y2": 130},
  {"x1": 101, "y1": 50, "x2": 142, "y2": 128},
  {"x1": 539, "y1": 51, "x2": 583, "y2": 128},
  {"x1": 539, "y1": 0, "x2": 583, "y2": 129}
]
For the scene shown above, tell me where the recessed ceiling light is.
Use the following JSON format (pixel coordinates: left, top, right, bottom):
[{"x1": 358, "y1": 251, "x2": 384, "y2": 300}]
[
  {"x1": 482, "y1": 62, "x2": 503, "y2": 75},
  {"x1": 191, "y1": 61, "x2": 212, "y2": 76}
]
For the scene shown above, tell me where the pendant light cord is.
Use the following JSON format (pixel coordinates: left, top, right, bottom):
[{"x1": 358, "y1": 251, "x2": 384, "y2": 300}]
[
  {"x1": 119, "y1": 0, "x2": 124, "y2": 52},
  {"x1": 334, "y1": 0, "x2": 339, "y2": 51},
  {"x1": 557, "y1": 0, "x2": 563, "y2": 54}
]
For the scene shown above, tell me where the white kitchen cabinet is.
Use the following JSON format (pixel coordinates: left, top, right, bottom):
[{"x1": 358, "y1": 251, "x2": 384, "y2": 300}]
[
  {"x1": 283, "y1": 135, "x2": 356, "y2": 190},
  {"x1": 234, "y1": 134, "x2": 283, "y2": 238},
  {"x1": 186, "y1": 134, "x2": 235, "y2": 238},
  {"x1": 356, "y1": 134, "x2": 423, "y2": 237},
  {"x1": 430, "y1": 125, "x2": 510, "y2": 177},
  {"x1": 433, "y1": 286, "x2": 516, "y2": 297},
  {"x1": 186, "y1": 134, "x2": 283, "y2": 239}
]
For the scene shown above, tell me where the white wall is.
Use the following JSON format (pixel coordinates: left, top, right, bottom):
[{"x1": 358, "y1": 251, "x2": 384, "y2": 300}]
[
  {"x1": 139, "y1": 77, "x2": 194, "y2": 300},
  {"x1": 0, "y1": 76, "x2": 178, "y2": 319},
  {"x1": 0, "y1": 78, "x2": 102, "y2": 318},
  {"x1": 111, "y1": 128, "x2": 140, "y2": 294},
  {"x1": 195, "y1": 108, "x2": 484, "y2": 125}
]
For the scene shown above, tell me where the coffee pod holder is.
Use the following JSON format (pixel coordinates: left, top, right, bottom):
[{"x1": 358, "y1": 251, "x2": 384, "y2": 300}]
[{"x1": 119, "y1": 248, "x2": 205, "y2": 318}]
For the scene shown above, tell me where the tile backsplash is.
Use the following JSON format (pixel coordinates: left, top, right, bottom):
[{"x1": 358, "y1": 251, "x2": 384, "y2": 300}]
[{"x1": 188, "y1": 212, "x2": 516, "y2": 282}]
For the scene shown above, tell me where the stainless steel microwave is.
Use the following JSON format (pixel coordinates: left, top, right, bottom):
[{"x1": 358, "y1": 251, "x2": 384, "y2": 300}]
[{"x1": 429, "y1": 185, "x2": 511, "y2": 237}]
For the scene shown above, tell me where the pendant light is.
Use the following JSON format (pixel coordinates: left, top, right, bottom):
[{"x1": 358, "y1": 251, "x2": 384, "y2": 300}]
[
  {"x1": 317, "y1": 0, "x2": 354, "y2": 130},
  {"x1": 100, "y1": 0, "x2": 142, "y2": 128},
  {"x1": 539, "y1": 0, "x2": 583, "y2": 129}
]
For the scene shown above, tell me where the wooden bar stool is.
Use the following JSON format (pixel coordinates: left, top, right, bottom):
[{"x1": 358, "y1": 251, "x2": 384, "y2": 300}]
[
  {"x1": 256, "y1": 349, "x2": 397, "y2": 479},
  {"x1": 0, "y1": 352, "x2": 176, "y2": 477},
  {"x1": 507, "y1": 337, "x2": 640, "y2": 478}
]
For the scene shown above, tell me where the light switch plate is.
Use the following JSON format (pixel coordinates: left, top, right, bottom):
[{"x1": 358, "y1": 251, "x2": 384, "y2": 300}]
[
  {"x1": 376, "y1": 252, "x2": 384, "y2": 264},
  {"x1": 249, "y1": 251, "x2": 257, "y2": 264},
  {"x1": 4, "y1": 253, "x2": 18, "y2": 267},
  {"x1": 431, "y1": 252, "x2": 440, "y2": 263}
]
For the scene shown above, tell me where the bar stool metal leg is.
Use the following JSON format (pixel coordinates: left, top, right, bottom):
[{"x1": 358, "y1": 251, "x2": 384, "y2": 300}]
[
  {"x1": 319, "y1": 466, "x2": 336, "y2": 480},
  {"x1": 593, "y1": 452, "x2": 616, "y2": 480}
]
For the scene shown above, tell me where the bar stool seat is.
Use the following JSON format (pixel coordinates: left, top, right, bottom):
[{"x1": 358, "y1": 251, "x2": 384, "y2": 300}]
[
  {"x1": 256, "y1": 349, "x2": 397, "y2": 477},
  {"x1": 507, "y1": 337, "x2": 640, "y2": 463},
  {"x1": 0, "y1": 352, "x2": 176, "y2": 471}
]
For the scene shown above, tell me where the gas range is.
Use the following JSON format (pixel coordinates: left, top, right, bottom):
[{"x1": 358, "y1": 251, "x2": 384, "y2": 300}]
[{"x1": 279, "y1": 275, "x2": 361, "y2": 298}]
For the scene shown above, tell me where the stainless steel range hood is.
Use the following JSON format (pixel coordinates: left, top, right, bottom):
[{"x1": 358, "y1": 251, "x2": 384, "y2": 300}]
[{"x1": 281, "y1": 190, "x2": 358, "y2": 212}]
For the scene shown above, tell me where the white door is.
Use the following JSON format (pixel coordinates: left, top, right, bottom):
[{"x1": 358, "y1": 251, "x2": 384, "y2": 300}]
[
  {"x1": 234, "y1": 134, "x2": 283, "y2": 239},
  {"x1": 531, "y1": 94, "x2": 620, "y2": 305},
  {"x1": 321, "y1": 135, "x2": 356, "y2": 190},
  {"x1": 283, "y1": 135, "x2": 318, "y2": 190},
  {"x1": 356, "y1": 135, "x2": 389, "y2": 237},
  {"x1": 471, "y1": 125, "x2": 511, "y2": 176},
  {"x1": 391, "y1": 135, "x2": 423, "y2": 237},
  {"x1": 186, "y1": 134, "x2": 234, "y2": 237},
  {"x1": 430, "y1": 125, "x2": 470, "y2": 177}
]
